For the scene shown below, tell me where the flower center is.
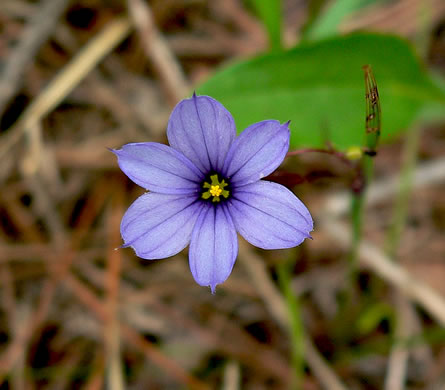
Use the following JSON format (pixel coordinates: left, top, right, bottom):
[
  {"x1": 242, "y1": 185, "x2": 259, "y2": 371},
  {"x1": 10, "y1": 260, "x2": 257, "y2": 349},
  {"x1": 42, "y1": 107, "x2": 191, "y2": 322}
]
[
  {"x1": 202, "y1": 174, "x2": 230, "y2": 202},
  {"x1": 209, "y1": 185, "x2": 222, "y2": 197}
]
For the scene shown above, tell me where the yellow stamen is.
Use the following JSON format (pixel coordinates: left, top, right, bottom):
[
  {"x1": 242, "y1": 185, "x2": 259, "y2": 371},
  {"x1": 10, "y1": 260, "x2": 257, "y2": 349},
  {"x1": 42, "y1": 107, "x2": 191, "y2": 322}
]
[
  {"x1": 201, "y1": 174, "x2": 229, "y2": 202},
  {"x1": 210, "y1": 185, "x2": 222, "y2": 197},
  {"x1": 346, "y1": 145, "x2": 363, "y2": 160}
]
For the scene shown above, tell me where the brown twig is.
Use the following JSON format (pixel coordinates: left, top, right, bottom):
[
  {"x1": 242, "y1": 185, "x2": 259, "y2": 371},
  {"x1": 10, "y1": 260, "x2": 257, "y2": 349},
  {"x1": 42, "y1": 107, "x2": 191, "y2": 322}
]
[
  {"x1": 79, "y1": 260, "x2": 292, "y2": 383},
  {"x1": 323, "y1": 156, "x2": 445, "y2": 218},
  {"x1": 127, "y1": 0, "x2": 189, "y2": 105},
  {"x1": 238, "y1": 240, "x2": 350, "y2": 390},
  {"x1": 287, "y1": 146, "x2": 354, "y2": 168},
  {"x1": 211, "y1": 0, "x2": 267, "y2": 52},
  {"x1": 341, "y1": 0, "x2": 445, "y2": 37},
  {"x1": 0, "y1": 177, "x2": 111, "y2": 379},
  {"x1": 0, "y1": 0, "x2": 71, "y2": 117},
  {"x1": 0, "y1": 17, "x2": 133, "y2": 170},
  {"x1": 0, "y1": 190, "x2": 45, "y2": 242},
  {"x1": 322, "y1": 219, "x2": 445, "y2": 326},
  {"x1": 384, "y1": 292, "x2": 412, "y2": 390},
  {"x1": 21, "y1": 160, "x2": 66, "y2": 244},
  {"x1": 104, "y1": 186, "x2": 125, "y2": 390},
  {"x1": 83, "y1": 354, "x2": 105, "y2": 390},
  {"x1": 73, "y1": 249, "x2": 292, "y2": 383},
  {"x1": 64, "y1": 273, "x2": 210, "y2": 390},
  {"x1": 1, "y1": 0, "x2": 37, "y2": 19},
  {"x1": 222, "y1": 360, "x2": 241, "y2": 390}
]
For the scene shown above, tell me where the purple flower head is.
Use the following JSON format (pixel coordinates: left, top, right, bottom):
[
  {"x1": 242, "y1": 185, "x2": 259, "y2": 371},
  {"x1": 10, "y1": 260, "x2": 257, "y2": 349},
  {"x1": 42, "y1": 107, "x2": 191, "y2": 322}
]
[{"x1": 113, "y1": 94, "x2": 313, "y2": 292}]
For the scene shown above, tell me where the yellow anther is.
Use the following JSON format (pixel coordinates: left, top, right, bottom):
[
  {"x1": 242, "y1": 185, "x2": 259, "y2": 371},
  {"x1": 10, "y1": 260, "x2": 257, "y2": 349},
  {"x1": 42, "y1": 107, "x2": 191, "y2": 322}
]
[
  {"x1": 346, "y1": 146, "x2": 363, "y2": 160},
  {"x1": 210, "y1": 185, "x2": 222, "y2": 197},
  {"x1": 201, "y1": 174, "x2": 230, "y2": 202}
]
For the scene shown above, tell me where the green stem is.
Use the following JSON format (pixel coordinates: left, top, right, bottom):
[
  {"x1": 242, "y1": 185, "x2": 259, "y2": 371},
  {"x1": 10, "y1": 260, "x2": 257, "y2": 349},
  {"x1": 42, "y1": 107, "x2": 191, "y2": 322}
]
[
  {"x1": 349, "y1": 193, "x2": 363, "y2": 274},
  {"x1": 348, "y1": 154, "x2": 374, "y2": 283},
  {"x1": 277, "y1": 260, "x2": 305, "y2": 389}
]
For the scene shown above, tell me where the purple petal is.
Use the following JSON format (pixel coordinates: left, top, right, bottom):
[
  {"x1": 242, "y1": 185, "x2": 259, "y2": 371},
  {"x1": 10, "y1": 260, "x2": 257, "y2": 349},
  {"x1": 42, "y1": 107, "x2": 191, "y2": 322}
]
[
  {"x1": 228, "y1": 181, "x2": 313, "y2": 249},
  {"x1": 222, "y1": 120, "x2": 290, "y2": 186},
  {"x1": 121, "y1": 193, "x2": 202, "y2": 259},
  {"x1": 167, "y1": 94, "x2": 236, "y2": 173},
  {"x1": 189, "y1": 204, "x2": 238, "y2": 292},
  {"x1": 113, "y1": 142, "x2": 203, "y2": 194}
]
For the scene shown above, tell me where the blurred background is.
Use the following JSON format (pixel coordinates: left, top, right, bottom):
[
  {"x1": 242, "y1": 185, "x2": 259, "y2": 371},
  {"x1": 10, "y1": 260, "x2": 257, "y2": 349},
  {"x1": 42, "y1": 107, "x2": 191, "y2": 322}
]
[{"x1": 1, "y1": 0, "x2": 445, "y2": 389}]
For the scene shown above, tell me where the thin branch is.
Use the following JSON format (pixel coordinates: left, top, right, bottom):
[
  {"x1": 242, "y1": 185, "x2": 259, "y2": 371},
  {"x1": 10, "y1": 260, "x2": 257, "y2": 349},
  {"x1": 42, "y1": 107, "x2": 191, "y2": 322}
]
[
  {"x1": 384, "y1": 293, "x2": 411, "y2": 390},
  {"x1": 64, "y1": 273, "x2": 210, "y2": 390},
  {"x1": 0, "y1": 178, "x2": 111, "y2": 377},
  {"x1": 127, "y1": 0, "x2": 189, "y2": 105},
  {"x1": 238, "y1": 240, "x2": 350, "y2": 390},
  {"x1": 222, "y1": 360, "x2": 241, "y2": 390},
  {"x1": 105, "y1": 188, "x2": 125, "y2": 390},
  {"x1": 0, "y1": 17, "x2": 132, "y2": 167},
  {"x1": 322, "y1": 219, "x2": 445, "y2": 326},
  {"x1": 341, "y1": 0, "x2": 445, "y2": 37},
  {"x1": 384, "y1": 123, "x2": 421, "y2": 390},
  {"x1": 0, "y1": 0, "x2": 71, "y2": 117},
  {"x1": 323, "y1": 156, "x2": 445, "y2": 218}
]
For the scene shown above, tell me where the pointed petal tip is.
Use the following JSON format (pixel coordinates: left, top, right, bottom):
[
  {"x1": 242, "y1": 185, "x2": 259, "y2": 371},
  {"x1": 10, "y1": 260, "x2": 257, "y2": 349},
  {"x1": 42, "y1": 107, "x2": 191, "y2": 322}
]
[
  {"x1": 228, "y1": 181, "x2": 314, "y2": 249},
  {"x1": 284, "y1": 120, "x2": 291, "y2": 127},
  {"x1": 189, "y1": 205, "x2": 238, "y2": 293},
  {"x1": 192, "y1": 90, "x2": 197, "y2": 98},
  {"x1": 112, "y1": 142, "x2": 204, "y2": 193},
  {"x1": 108, "y1": 147, "x2": 120, "y2": 155}
]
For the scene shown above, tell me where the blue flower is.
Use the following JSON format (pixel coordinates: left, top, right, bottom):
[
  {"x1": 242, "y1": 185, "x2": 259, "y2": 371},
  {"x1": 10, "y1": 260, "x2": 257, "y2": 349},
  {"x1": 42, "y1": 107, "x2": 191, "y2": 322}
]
[{"x1": 113, "y1": 94, "x2": 313, "y2": 292}]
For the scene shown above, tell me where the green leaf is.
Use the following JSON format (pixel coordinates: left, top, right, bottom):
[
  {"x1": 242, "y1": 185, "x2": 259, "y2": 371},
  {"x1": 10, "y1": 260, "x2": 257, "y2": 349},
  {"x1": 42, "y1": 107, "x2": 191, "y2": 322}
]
[
  {"x1": 303, "y1": 0, "x2": 371, "y2": 41},
  {"x1": 198, "y1": 33, "x2": 445, "y2": 150},
  {"x1": 356, "y1": 302, "x2": 394, "y2": 336},
  {"x1": 246, "y1": 0, "x2": 282, "y2": 49}
]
